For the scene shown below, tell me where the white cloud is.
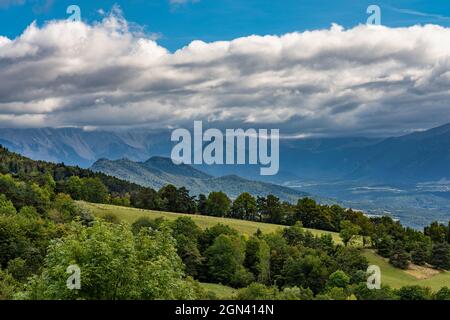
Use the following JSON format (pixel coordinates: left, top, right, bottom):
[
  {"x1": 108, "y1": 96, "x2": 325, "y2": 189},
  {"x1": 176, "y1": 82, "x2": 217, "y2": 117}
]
[{"x1": 1, "y1": 13, "x2": 450, "y2": 136}]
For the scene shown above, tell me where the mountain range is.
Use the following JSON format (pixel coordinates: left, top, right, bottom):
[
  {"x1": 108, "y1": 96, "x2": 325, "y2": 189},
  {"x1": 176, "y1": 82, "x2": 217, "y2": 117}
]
[
  {"x1": 1, "y1": 123, "x2": 450, "y2": 184},
  {"x1": 1, "y1": 124, "x2": 450, "y2": 228},
  {"x1": 90, "y1": 156, "x2": 309, "y2": 202}
]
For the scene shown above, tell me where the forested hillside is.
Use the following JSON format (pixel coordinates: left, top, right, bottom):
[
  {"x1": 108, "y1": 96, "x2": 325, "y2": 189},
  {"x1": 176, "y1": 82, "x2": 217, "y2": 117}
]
[{"x1": 1, "y1": 145, "x2": 450, "y2": 300}]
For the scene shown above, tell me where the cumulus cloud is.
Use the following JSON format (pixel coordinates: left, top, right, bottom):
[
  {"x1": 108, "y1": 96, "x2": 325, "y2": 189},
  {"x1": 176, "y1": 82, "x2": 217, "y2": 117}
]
[{"x1": 1, "y1": 13, "x2": 450, "y2": 136}]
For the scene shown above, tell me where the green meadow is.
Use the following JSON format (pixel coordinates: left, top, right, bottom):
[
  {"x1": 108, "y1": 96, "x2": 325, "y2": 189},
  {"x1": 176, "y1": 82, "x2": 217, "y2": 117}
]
[{"x1": 82, "y1": 201, "x2": 450, "y2": 292}]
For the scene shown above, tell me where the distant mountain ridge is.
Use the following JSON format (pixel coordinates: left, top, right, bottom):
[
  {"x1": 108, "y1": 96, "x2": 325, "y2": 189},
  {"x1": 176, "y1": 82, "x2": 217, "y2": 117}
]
[
  {"x1": 0, "y1": 127, "x2": 170, "y2": 168},
  {"x1": 91, "y1": 156, "x2": 309, "y2": 202},
  {"x1": 1, "y1": 123, "x2": 450, "y2": 184}
]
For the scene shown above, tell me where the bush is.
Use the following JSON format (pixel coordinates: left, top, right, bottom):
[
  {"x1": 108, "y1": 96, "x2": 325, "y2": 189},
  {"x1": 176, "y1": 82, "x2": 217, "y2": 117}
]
[
  {"x1": 397, "y1": 286, "x2": 432, "y2": 300},
  {"x1": 326, "y1": 270, "x2": 350, "y2": 289},
  {"x1": 236, "y1": 283, "x2": 279, "y2": 300},
  {"x1": 231, "y1": 268, "x2": 255, "y2": 288},
  {"x1": 279, "y1": 287, "x2": 314, "y2": 300},
  {"x1": 131, "y1": 217, "x2": 165, "y2": 235},
  {"x1": 0, "y1": 268, "x2": 18, "y2": 300},
  {"x1": 101, "y1": 213, "x2": 120, "y2": 224},
  {"x1": 434, "y1": 286, "x2": 450, "y2": 300}
]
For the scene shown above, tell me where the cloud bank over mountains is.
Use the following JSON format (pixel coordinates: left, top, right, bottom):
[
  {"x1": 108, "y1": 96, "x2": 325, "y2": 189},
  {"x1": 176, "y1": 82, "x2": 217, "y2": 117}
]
[{"x1": 1, "y1": 11, "x2": 450, "y2": 136}]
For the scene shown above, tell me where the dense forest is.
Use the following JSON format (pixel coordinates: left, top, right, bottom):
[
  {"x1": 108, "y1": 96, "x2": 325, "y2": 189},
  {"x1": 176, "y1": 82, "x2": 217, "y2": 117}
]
[{"x1": 1, "y1": 145, "x2": 450, "y2": 300}]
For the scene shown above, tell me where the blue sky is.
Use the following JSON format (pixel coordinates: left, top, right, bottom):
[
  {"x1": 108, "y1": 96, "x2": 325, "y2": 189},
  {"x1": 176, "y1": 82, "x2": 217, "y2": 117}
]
[
  {"x1": 1, "y1": 1, "x2": 450, "y2": 135},
  {"x1": 1, "y1": 0, "x2": 450, "y2": 51}
]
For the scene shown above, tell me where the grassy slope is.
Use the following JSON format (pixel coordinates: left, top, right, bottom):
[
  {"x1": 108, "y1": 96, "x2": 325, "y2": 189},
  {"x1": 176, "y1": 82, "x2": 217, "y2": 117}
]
[
  {"x1": 362, "y1": 250, "x2": 450, "y2": 291},
  {"x1": 81, "y1": 201, "x2": 450, "y2": 291},
  {"x1": 81, "y1": 201, "x2": 341, "y2": 242}
]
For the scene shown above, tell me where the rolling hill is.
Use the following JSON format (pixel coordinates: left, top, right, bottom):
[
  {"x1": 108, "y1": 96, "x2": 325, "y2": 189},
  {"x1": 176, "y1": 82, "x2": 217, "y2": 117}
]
[
  {"x1": 80, "y1": 202, "x2": 341, "y2": 241},
  {"x1": 90, "y1": 156, "x2": 310, "y2": 201},
  {"x1": 83, "y1": 201, "x2": 450, "y2": 292}
]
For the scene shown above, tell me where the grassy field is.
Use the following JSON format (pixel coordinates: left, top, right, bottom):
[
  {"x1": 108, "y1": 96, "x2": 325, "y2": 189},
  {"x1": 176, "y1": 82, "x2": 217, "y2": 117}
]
[
  {"x1": 80, "y1": 201, "x2": 341, "y2": 242},
  {"x1": 362, "y1": 249, "x2": 450, "y2": 291},
  {"x1": 81, "y1": 201, "x2": 450, "y2": 291}
]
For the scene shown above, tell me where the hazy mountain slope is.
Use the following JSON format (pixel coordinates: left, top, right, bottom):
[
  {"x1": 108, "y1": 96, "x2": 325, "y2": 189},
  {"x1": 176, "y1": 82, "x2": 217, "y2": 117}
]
[
  {"x1": 347, "y1": 123, "x2": 450, "y2": 183},
  {"x1": 144, "y1": 156, "x2": 212, "y2": 179},
  {"x1": 0, "y1": 128, "x2": 171, "y2": 168},
  {"x1": 91, "y1": 157, "x2": 309, "y2": 201},
  {"x1": 1, "y1": 123, "x2": 449, "y2": 184}
]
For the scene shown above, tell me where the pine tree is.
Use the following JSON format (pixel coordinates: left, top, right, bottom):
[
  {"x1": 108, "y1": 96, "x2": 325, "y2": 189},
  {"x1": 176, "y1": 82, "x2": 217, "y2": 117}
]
[
  {"x1": 411, "y1": 243, "x2": 429, "y2": 266},
  {"x1": 431, "y1": 242, "x2": 450, "y2": 270},
  {"x1": 389, "y1": 241, "x2": 410, "y2": 269}
]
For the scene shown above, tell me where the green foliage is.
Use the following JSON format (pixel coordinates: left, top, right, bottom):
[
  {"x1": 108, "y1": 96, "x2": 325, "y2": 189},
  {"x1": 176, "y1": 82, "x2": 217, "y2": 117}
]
[
  {"x1": 376, "y1": 235, "x2": 394, "y2": 258},
  {"x1": 257, "y1": 195, "x2": 283, "y2": 224},
  {"x1": 0, "y1": 194, "x2": 16, "y2": 215},
  {"x1": 65, "y1": 176, "x2": 84, "y2": 200},
  {"x1": 282, "y1": 221, "x2": 306, "y2": 246},
  {"x1": 19, "y1": 221, "x2": 200, "y2": 300},
  {"x1": 0, "y1": 268, "x2": 18, "y2": 300},
  {"x1": 131, "y1": 217, "x2": 165, "y2": 235},
  {"x1": 131, "y1": 187, "x2": 161, "y2": 210},
  {"x1": 206, "y1": 192, "x2": 231, "y2": 217},
  {"x1": 354, "y1": 283, "x2": 399, "y2": 300},
  {"x1": 263, "y1": 232, "x2": 291, "y2": 283},
  {"x1": 197, "y1": 194, "x2": 208, "y2": 215},
  {"x1": 198, "y1": 224, "x2": 239, "y2": 253},
  {"x1": 0, "y1": 174, "x2": 51, "y2": 213},
  {"x1": 236, "y1": 283, "x2": 279, "y2": 300},
  {"x1": 7, "y1": 258, "x2": 29, "y2": 282},
  {"x1": 281, "y1": 249, "x2": 330, "y2": 294},
  {"x1": 339, "y1": 220, "x2": 361, "y2": 247},
  {"x1": 434, "y1": 286, "x2": 450, "y2": 300},
  {"x1": 110, "y1": 193, "x2": 131, "y2": 207},
  {"x1": 326, "y1": 270, "x2": 350, "y2": 289},
  {"x1": 425, "y1": 222, "x2": 448, "y2": 243},
  {"x1": 81, "y1": 178, "x2": 109, "y2": 203},
  {"x1": 48, "y1": 193, "x2": 94, "y2": 225},
  {"x1": 334, "y1": 247, "x2": 369, "y2": 281},
  {"x1": 170, "y1": 217, "x2": 203, "y2": 277},
  {"x1": 397, "y1": 285, "x2": 432, "y2": 300},
  {"x1": 230, "y1": 192, "x2": 257, "y2": 220},
  {"x1": 205, "y1": 234, "x2": 251, "y2": 287},
  {"x1": 101, "y1": 213, "x2": 120, "y2": 224},
  {"x1": 389, "y1": 241, "x2": 410, "y2": 269},
  {"x1": 159, "y1": 185, "x2": 196, "y2": 214},
  {"x1": 279, "y1": 286, "x2": 314, "y2": 300},
  {"x1": 244, "y1": 236, "x2": 270, "y2": 284},
  {"x1": 296, "y1": 198, "x2": 334, "y2": 231},
  {"x1": 430, "y1": 242, "x2": 450, "y2": 270},
  {"x1": 0, "y1": 208, "x2": 59, "y2": 277},
  {"x1": 411, "y1": 243, "x2": 430, "y2": 266},
  {"x1": 316, "y1": 287, "x2": 349, "y2": 300}
]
